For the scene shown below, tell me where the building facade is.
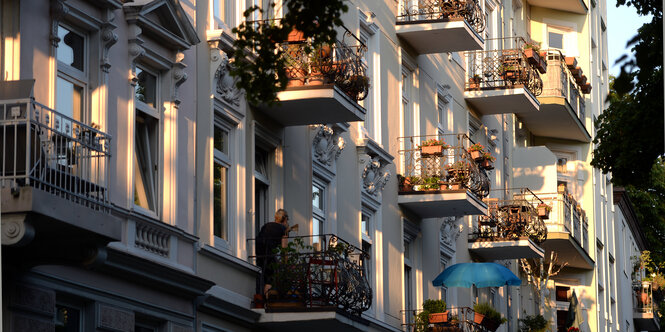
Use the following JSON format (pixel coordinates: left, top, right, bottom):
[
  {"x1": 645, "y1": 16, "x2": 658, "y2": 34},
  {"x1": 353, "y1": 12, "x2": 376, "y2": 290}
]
[{"x1": 1, "y1": 0, "x2": 654, "y2": 331}]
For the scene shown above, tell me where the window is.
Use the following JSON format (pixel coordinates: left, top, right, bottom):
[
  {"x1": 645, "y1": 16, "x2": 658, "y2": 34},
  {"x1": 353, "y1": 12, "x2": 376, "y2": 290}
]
[
  {"x1": 360, "y1": 208, "x2": 374, "y2": 305},
  {"x1": 55, "y1": 304, "x2": 81, "y2": 332},
  {"x1": 359, "y1": 29, "x2": 374, "y2": 139},
  {"x1": 214, "y1": 122, "x2": 231, "y2": 241},
  {"x1": 134, "y1": 66, "x2": 160, "y2": 214},
  {"x1": 547, "y1": 26, "x2": 577, "y2": 55},
  {"x1": 254, "y1": 146, "x2": 270, "y2": 236},
  {"x1": 549, "y1": 31, "x2": 564, "y2": 49},
  {"x1": 404, "y1": 240, "x2": 414, "y2": 328},
  {"x1": 56, "y1": 24, "x2": 87, "y2": 124},
  {"x1": 312, "y1": 179, "x2": 326, "y2": 245},
  {"x1": 401, "y1": 67, "x2": 414, "y2": 141},
  {"x1": 210, "y1": 0, "x2": 235, "y2": 30}
]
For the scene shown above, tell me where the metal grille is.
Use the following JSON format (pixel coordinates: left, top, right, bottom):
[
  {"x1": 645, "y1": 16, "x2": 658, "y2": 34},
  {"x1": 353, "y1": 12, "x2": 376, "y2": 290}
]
[
  {"x1": 469, "y1": 188, "x2": 548, "y2": 244},
  {"x1": 536, "y1": 188, "x2": 589, "y2": 252},
  {"x1": 0, "y1": 99, "x2": 111, "y2": 210},
  {"x1": 465, "y1": 37, "x2": 543, "y2": 96},
  {"x1": 280, "y1": 27, "x2": 369, "y2": 101},
  {"x1": 396, "y1": 0, "x2": 485, "y2": 35},
  {"x1": 249, "y1": 234, "x2": 372, "y2": 315},
  {"x1": 398, "y1": 134, "x2": 490, "y2": 199}
]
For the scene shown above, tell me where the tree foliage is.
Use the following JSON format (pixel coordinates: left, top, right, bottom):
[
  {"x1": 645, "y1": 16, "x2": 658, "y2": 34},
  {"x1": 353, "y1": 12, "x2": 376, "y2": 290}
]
[
  {"x1": 230, "y1": 1, "x2": 348, "y2": 105},
  {"x1": 591, "y1": 1, "x2": 663, "y2": 187}
]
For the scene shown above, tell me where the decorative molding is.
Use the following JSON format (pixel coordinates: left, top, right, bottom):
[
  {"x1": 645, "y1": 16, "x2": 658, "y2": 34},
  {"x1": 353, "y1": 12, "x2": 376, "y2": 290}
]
[
  {"x1": 135, "y1": 221, "x2": 170, "y2": 257},
  {"x1": 312, "y1": 125, "x2": 345, "y2": 166},
  {"x1": 440, "y1": 216, "x2": 461, "y2": 252},
  {"x1": 97, "y1": 304, "x2": 134, "y2": 332},
  {"x1": 172, "y1": 51, "x2": 187, "y2": 105},
  {"x1": 50, "y1": 0, "x2": 70, "y2": 47},
  {"x1": 126, "y1": 18, "x2": 145, "y2": 86},
  {"x1": 362, "y1": 156, "x2": 390, "y2": 196},
  {"x1": 1, "y1": 214, "x2": 34, "y2": 246},
  {"x1": 100, "y1": 9, "x2": 118, "y2": 73},
  {"x1": 214, "y1": 52, "x2": 241, "y2": 107},
  {"x1": 403, "y1": 218, "x2": 420, "y2": 243},
  {"x1": 359, "y1": 9, "x2": 380, "y2": 35}
]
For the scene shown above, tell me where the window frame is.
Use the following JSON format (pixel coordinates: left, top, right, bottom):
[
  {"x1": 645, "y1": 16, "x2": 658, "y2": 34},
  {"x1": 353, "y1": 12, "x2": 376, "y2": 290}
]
[
  {"x1": 56, "y1": 23, "x2": 89, "y2": 124},
  {"x1": 133, "y1": 65, "x2": 162, "y2": 217},
  {"x1": 213, "y1": 118, "x2": 234, "y2": 248},
  {"x1": 312, "y1": 177, "x2": 327, "y2": 245}
]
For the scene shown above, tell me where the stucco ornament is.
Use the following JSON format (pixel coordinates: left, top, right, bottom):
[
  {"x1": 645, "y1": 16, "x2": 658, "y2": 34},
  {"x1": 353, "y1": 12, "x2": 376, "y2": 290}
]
[
  {"x1": 440, "y1": 216, "x2": 461, "y2": 249},
  {"x1": 362, "y1": 157, "x2": 391, "y2": 196},
  {"x1": 214, "y1": 53, "x2": 241, "y2": 106},
  {"x1": 313, "y1": 125, "x2": 345, "y2": 166}
]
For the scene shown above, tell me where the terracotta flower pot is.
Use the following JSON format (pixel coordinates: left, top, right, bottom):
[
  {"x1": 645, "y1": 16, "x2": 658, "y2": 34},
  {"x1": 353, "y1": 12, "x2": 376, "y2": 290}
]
[
  {"x1": 538, "y1": 206, "x2": 550, "y2": 219},
  {"x1": 470, "y1": 150, "x2": 483, "y2": 161},
  {"x1": 429, "y1": 311, "x2": 449, "y2": 324},
  {"x1": 481, "y1": 159, "x2": 494, "y2": 170},
  {"x1": 421, "y1": 145, "x2": 445, "y2": 156}
]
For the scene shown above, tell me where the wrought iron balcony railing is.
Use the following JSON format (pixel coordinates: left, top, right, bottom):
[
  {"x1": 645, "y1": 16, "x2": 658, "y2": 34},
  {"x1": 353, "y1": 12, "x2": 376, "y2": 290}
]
[
  {"x1": 634, "y1": 281, "x2": 657, "y2": 314},
  {"x1": 469, "y1": 188, "x2": 548, "y2": 244},
  {"x1": 0, "y1": 99, "x2": 111, "y2": 210},
  {"x1": 279, "y1": 26, "x2": 369, "y2": 101},
  {"x1": 397, "y1": 134, "x2": 490, "y2": 199},
  {"x1": 541, "y1": 50, "x2": 586, "y2": 120},
  {"x1": 535, "y1": 188, "x2": 589, "y2": 252},
  {"x1": 402, "y1": 306, "x2": 484, "y2": 332},
  {"x1": 396, "y1": 0, "x2": 485, "y2": 34},
  {"x1": 249, "y1": 234, "x2": 372, "y2": 315},
  {"x1": 465, "y1": 37, "x2": 543, "y2": 96}
]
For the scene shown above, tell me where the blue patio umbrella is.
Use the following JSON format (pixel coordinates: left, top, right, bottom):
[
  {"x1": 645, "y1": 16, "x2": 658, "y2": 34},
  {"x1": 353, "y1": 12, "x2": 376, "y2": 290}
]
[{"x1": 432, "y1": 262, "x2": 522, "y2": 288}]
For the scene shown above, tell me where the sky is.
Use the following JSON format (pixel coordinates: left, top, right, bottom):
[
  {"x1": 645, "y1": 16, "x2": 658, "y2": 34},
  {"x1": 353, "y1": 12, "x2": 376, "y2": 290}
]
[{"x1": 606, "y1": 2, "x2": 653, "y2": 76}]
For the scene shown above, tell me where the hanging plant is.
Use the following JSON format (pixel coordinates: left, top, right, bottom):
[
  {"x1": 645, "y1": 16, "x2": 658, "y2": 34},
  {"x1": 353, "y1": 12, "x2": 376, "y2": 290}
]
[{"x1": 230, "y1": 1, "x2": 349, "y2": 106}]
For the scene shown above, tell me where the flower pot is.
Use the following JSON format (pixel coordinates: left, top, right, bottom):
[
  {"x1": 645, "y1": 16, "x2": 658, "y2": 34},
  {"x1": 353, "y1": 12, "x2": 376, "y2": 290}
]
[
  {"x1": 524, "y1": 48, "x2": 546, "y2": 73},
  {"x1": 576, "y1": 74, "x2": 587, "y2": 85},
  {"x1": 481, "y1": 318, "x2": 501, "y2": 332},
  {"x1": 469, "y1": 77, "x2": 481, "y2": 89},
  {"x1": 581, "y1": 83, "x2": 592, "y2": 94},
  {"x1": 429, "y1": 311, "x2": 449, "y2": 323},
  {"x1": 473, "y1": 312, "x2": 485, "y2": 325},
  {"x1": 481, "y1": 159, "x2": 494, "y2": 170},
  {"x1": 421, "y1": 145, "x2": 445, "y2": 156},
  {"x1": 287, "y1": 29, "x2": 305, "y2": 42},
  {"x1": 538, "y1": 206, "x2": 550, "y2": 219},
  {"x1": 253, "y1": 293, "x2": 265, "y2": 308},
  {"x1": 565, "y1": 56, "x2": 578, "y2": 69},
  {"x1": 470, "y1": 150, "x2": 483, "y2": 161},
  {"x1": 285, "y1": 68, "x2": 307, "y2": 87},
  {"x1": 450, "y1": 183, "x2": 464, "y2": 190}
]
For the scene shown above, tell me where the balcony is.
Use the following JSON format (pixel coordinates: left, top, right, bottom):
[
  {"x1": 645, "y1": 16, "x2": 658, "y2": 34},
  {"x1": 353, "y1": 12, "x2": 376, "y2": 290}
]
[
  {"x1": 468, "y1": 188, "x2": 547, "y2": 260},
  {"x1": 397, "y1": 134, "x2": 490, "y2": 218},
  {"x1": 536, "y1": 189, "x2": 593, "y2": 269},
  {"x1": 526, "y1": 0, "x2": 588, "y2": 15},
  {"x1": 256, "y1": 27, "x2": 367, "y2": 126},
  {"x1": 634, "y1": 281, "x2": 660, "y2": 331},
  {"x1": 517, "y1": 50, "x2": 591, "y2": 142},
  {"x1": 0, "y1": 80, "x2": 119, "y2": 265},
  {"x1": 396, "y1": 0, "x2": 485, "y2": 54},
  {"x1": 464, "y1": 38, "x2": 542, "y2": 115},
  {"x1": 251, "y1": 234, "x2": 372, "y2": 332}
]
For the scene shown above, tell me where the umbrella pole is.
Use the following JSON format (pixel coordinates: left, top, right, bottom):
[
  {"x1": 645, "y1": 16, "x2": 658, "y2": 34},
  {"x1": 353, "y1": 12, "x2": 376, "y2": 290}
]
[{"x1": 505, "y1": 285, "x2": 511, "y2": 332}]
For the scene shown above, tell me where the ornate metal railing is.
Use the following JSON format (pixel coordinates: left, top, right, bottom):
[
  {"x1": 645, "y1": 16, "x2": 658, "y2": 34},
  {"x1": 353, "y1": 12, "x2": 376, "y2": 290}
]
[
  {"x1": 279, "y1": 26, "x2": 369, "y2": 101},
  {"x1": 541, "y1": 50, "x2": 586, "y2": 120},
  {"x1": 0, "y1": 98, "x2": 111, "y2": 210},
  {"x1": 397, "y1": 134, "x2": 490, "y2": 199},
  {"x1": 535, "y1": 188, "x2": 589, "y2": 252},
  {"x1": 469, "y1": 188, "x2": 548, "y2": 244},
  {"x1": 402, "y1": 307, "x2": 484, "y2": 332},
  {"x1": 396, "y1": 0, "x2": 485, "y2": 35},
  {"x1": 634, "y1": 281, "x2": 657, "y2": 314},
  {"x1": 249, "y1": 234, "x2": 372, "y2": 315},
  {"x1": 465, "y1": 37, "x2": 543, "y2": 96}
]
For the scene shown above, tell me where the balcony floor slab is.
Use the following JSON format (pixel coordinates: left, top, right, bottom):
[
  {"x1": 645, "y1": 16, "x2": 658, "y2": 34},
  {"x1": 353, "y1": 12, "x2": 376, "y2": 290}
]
[
  {"x1": 257, "y1": 85, "x2": 366, "y2": 126},
  {"x1": 526, "y1": 0, "x2": 588, "y2": 14},
  {"x1": 634, "y1": 312, "x2": 660, "y2": 331},
  {"x1": 398, "y1": 190, "x2": 488, "y2": 218},
  {"x1": 542, "y1": 231, "x2": 594, "y2": 269},
  {"x1": 464, "y1": 87, "x2": 540, "y2": 115},
  {"x1": 468, "y1": 237, "x2": 545, "y2": 260},
  {"x1": 519, "y1": 97, "x2": 591, "y2": 142},
  {"x1": 396, "y1": 19, "x2": 484, "y2": 54},
  {"x1": 254, "y1": 309, "x2": 370, "y2": 332}
]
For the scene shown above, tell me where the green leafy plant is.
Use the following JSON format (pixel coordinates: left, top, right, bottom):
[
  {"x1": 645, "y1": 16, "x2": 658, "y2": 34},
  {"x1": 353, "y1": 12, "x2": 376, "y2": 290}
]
[
  {"x1": 230, "y1": 1, "x2": 349, "y2": 105},
  {"x1": 469, "y1": 143, "x2": 485, "y2": 152},
  {"x1": 518, "y1": 314, "x2": 548, "y2": 332},
  {"x1": 524, "y1": 41, "x2": 541, "y2": 52},
  {"x1": 421, "y1": 177, "x2": 441, "y2": 190},
  {"x1": 473, "y1": 302, "x2": 507, "y2": 324},
  {"x1": 414, "y1": 299, "x2": 447, "y2": 332},
  {"x1": 537, "y1": 203, "x2": 552, "y2": 212},
  {"x1": 269, "y1": 237, "x2": 312, "y2": 299}
]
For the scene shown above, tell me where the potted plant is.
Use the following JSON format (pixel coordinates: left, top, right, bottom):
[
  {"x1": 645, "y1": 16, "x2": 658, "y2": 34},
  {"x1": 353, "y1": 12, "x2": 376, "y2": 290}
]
[
  {"x1": 473, "y1": 303, "x2": 507, "y2": 332},
  {"x1": 469, "y1": 74, "x2": 482, "y2": 89},
  {"x1": 468, "y1": 143, "x2": 485, "y2": 161},
  {"x1": 419, "y1": 138, "x2": 449, "y2": 156},
  {"x1": 523, "y1": 41, "x2": 547, "y2": 73},
  {"x1": 518, "y1": 314, "x2": 548, "y2": 332},
  {"x1": 500, "y1": 63, "x2": 519, "y2": 81},
  {"x1": 422, "y1": 177, "x2": 442, "y2": 191},
  {"x1": 424, "y1": 299, "x2": 448, "y2": 324},
  {"x1": 447, "y1": 161, "x2": 470, "y2": 190},
  {"x1": 581, "y1": 82, "x2": 592, "y2": 94},
  {"x1": 480, "y1": 152, "x2": 496, "y2": 170},
  {"x1": 267, "y1": 238, "x2": 310, "y2": 309},
  {"x1": 398, "y1": 174, "x2": 417, "y2": 192},
  {"x1": 537, "y1": 203, "x2": 552, "y2": 219},
  {"x1": 567, "y1": 328, "x2": 580, "y2": 332}
]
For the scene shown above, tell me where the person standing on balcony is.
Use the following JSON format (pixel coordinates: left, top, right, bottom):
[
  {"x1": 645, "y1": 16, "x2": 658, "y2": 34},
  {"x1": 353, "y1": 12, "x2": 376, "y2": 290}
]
[{"x1": 256, "y1": 209, "x2": 290, "y2": 296}]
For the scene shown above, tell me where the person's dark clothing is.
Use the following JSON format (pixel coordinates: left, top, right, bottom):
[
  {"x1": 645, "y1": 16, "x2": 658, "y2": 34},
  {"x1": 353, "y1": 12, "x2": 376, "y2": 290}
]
[{"x1": 256, "y1": 222, "x2": 286, "y2": 286}]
